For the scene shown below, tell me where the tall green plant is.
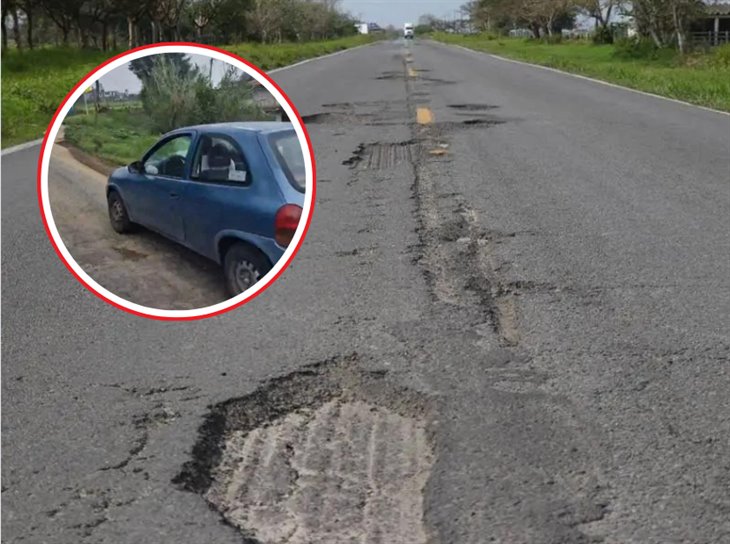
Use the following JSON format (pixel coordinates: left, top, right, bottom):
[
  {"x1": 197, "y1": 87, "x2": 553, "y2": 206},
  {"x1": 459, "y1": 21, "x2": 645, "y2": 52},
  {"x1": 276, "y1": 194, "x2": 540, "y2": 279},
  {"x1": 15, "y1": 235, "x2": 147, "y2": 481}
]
[
  {"x1": 139, "y1": 55, "x2": 268, "y2": 133},
  {"x1": 143, "y1": 56, "x2": 201, "y2": 132}
]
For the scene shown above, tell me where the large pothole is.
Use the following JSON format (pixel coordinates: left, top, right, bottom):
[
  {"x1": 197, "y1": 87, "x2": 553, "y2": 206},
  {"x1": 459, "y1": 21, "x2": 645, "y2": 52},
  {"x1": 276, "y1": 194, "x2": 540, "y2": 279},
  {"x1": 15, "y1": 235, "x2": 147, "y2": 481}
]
[{"x1": 174, "y1": 358, "x2": 435, "y2": 544}]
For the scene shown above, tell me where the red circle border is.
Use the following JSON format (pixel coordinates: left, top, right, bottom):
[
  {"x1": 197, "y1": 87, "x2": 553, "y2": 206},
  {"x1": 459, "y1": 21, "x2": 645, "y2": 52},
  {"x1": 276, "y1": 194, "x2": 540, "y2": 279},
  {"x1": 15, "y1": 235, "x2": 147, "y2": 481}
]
[{"x1": 36, "y1": 42, "x2": 317, "y2": 321}]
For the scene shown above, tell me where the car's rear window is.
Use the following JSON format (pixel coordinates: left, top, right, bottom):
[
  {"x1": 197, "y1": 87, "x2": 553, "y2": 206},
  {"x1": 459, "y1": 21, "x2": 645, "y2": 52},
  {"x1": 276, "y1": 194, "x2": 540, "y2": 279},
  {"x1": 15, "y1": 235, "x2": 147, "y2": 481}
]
[{"x1": 269, "y1": 131, "x2": 305, "y2": 193}]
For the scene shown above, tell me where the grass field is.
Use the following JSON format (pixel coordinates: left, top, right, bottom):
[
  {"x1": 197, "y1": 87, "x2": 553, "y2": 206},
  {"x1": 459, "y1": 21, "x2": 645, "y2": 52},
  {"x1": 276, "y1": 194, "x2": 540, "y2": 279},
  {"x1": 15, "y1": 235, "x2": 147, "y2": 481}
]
[
  {"x1": 432, "y1": 33, "x2": 730, "y2": 112},
  {"x1": 1, "y1": 34, "x2": 377, "y2": 148},
  {"x1": 63, "y1": 108, "x2": 159, "y2": 167},
  {"x1": 63, "y1": 93, "x2": 274, "y2": 167}
]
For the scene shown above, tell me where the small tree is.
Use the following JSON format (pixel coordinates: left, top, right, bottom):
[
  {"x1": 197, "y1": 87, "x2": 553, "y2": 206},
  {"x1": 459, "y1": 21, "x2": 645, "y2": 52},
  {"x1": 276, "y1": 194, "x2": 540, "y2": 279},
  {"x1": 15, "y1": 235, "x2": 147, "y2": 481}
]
[
  {"x1": 630, "y1": 0, "x2": 703, "y2": 51},
  {"x1": 137, "y1": 55, "x2": 267, "y2": 132},
  {"x1": 140, "y1": 55, "x2": 200, "y2": 132}
]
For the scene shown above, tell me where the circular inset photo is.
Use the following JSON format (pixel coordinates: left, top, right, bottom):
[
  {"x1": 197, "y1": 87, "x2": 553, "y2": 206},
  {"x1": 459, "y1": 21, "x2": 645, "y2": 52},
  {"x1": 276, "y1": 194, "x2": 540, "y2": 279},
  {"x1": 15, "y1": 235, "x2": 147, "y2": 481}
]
[{"x1": 39, "y1": 44, "x2": 315, "y2": 320}]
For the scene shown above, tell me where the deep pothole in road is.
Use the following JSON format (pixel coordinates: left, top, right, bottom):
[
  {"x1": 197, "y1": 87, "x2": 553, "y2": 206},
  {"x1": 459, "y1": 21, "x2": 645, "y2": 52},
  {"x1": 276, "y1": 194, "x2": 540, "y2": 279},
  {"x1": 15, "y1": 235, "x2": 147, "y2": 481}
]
[
  {"x1": 301, "y1": 112, "x2": 375, "y2": 125},
  {"x1": 430, "y1": 118, "x2": 507, "y2": 132},
  {"x1": 448, "y1": 103, "x2": 499, "y2": 111},
  {"x1": 376, "y1": 71, "x2": 457, "y2": 85},
  {"x1": 174, "y1": 357, "x2": 435, "y2": 544},
  {"x1": 302, "y1": 111, "x2": 409, "y2": 127},
  {"x1": 459, "y1": 118, "x2": 506, "y2": 127}
]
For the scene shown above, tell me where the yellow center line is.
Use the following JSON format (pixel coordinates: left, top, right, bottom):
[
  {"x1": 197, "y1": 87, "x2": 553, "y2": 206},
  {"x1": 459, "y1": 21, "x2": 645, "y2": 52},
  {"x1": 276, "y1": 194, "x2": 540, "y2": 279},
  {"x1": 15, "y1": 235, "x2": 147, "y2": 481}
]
[
  {"x1": 407, "y1": 67, "x2": 418, "y2": 78},
  {"x1": 416, "y1": 107, "x2": 434, "y2": 125}
]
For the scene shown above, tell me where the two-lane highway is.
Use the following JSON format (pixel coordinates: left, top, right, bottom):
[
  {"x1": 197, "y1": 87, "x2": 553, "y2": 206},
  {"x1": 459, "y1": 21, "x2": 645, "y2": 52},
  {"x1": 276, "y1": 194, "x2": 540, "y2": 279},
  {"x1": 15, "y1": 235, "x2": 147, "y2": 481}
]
[{"x1": 3, "y1": 39, "x2": 729, "y2": 543}]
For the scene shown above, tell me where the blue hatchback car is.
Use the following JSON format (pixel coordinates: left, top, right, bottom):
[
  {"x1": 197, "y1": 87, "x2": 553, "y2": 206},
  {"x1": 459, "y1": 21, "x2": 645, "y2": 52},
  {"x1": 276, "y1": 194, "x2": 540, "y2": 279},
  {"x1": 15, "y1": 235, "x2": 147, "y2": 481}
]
[{"x1": 106, "y1": 122, "x2": 305, "y2": 297}]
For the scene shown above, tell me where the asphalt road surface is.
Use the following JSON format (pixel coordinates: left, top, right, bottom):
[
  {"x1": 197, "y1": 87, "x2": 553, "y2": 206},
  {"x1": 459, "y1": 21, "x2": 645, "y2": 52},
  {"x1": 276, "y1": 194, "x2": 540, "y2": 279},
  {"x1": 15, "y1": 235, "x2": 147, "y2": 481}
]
[{"x1": 3, "y1": 39, "x2": 729, "y2": 544}]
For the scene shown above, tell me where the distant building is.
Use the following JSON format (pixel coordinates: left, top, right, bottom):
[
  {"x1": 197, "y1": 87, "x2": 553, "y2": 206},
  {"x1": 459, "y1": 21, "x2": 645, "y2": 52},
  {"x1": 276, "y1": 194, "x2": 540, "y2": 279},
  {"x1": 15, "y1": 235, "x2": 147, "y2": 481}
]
[
  {"x1": 102, "y1": 90, "x2": 138, "y2": 101},
  {"x1": 87, "y1": 87, "x2": 139, "y2": 103},
  {"x1": 691, "y1": 2, "x2": 730, "y2": 45}
]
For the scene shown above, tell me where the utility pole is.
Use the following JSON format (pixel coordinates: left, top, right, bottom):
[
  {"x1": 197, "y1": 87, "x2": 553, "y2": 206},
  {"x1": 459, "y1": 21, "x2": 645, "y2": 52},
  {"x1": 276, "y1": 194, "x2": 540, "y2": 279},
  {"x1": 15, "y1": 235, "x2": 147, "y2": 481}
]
[{"x1": 94, "y1": 80, "x2": 101, "y2": 113}]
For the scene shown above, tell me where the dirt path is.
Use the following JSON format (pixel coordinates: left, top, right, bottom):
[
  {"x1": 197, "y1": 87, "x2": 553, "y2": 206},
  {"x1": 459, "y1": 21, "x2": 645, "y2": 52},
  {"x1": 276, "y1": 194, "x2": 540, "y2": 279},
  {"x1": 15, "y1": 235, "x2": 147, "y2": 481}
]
[{"x1": 48, "y1": 144, "x2": 228, "y2": 310}]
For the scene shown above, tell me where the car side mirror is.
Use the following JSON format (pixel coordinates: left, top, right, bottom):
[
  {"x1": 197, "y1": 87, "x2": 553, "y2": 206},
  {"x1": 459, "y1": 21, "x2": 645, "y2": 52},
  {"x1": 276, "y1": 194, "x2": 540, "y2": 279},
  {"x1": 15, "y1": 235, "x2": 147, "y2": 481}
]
[{"x1": 128, "y1": 160, "x2": 143, "y2": 174}]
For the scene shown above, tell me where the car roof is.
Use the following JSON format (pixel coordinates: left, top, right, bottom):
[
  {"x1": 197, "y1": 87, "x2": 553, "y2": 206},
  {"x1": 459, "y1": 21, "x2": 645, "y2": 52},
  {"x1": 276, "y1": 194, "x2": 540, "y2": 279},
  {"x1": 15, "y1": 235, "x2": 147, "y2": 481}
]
[{"x1": 165, "y1": 121, "x2": 294, "y2": 137}]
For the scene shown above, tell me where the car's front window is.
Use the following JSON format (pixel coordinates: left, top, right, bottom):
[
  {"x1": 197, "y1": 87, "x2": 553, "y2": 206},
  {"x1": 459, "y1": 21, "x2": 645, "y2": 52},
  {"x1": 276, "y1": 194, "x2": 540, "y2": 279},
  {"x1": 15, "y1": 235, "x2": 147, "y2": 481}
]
[
  {"x1": 269, "y1": 131, "x2": 305, "y2": 193},
  {"x1": 143, "y1": 134, "x2": 192, "y2": 178}
]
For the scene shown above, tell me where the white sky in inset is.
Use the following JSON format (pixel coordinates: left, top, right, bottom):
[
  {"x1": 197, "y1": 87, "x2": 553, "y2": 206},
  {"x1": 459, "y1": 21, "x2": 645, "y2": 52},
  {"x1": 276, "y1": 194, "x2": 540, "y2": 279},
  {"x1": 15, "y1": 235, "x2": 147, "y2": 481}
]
[{"x1": 98, "y1": 53, "x2": 246, "y2": 93}]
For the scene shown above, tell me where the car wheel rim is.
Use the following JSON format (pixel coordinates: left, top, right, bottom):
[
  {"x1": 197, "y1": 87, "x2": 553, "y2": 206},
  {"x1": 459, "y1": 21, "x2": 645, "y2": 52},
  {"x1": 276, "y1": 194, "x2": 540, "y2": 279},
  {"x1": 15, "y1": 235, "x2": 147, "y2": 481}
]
[
  {"x1": 111, "y1": 200, "x2": 123, "y2": 222},
  {"x1": 233, "y1": 260, "x2": 260, "y2": 293}
]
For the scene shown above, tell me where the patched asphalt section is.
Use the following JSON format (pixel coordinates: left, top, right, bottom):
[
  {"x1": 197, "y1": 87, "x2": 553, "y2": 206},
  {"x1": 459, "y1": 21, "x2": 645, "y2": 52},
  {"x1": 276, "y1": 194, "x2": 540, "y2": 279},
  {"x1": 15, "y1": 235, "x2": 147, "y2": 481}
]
[
  {"x1": 174, "y1": 357, "x2": 435, "y2": 544},
  {"x1": 342, "y1": 140, "x2": 419, "y2": 170}
]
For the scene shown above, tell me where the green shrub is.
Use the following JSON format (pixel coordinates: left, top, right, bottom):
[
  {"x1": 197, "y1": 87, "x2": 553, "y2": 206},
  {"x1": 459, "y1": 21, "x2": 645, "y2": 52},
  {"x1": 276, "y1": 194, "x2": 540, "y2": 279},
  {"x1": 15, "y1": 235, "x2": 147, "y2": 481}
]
[
  {"x1": 199, "y1": 68, "x2": 268, "y2": 123},
  {"x1": 542, "y1": 34, "x2": 563, "y2": 45},
  {"x1": 592, "y1": 26, "x2": 614, "y2": 45},
  {"x1": 711, "y1": 43, "x2": 730, "y2": 69},
  {"x1": 140, "y1": 57, "x2": 268, "y2": 132},
  {"x1": 613, "y1": 37, "x2": 659, "y2": 59},
  {"x1": 142, "y1": 56, "x2": 201, "y2": 132}
]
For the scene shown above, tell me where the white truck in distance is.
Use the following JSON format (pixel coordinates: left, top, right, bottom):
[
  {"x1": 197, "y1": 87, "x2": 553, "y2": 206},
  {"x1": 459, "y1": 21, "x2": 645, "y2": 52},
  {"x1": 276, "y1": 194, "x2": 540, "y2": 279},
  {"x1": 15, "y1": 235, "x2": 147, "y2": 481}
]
[{"x1": 404, "y1": 22, "x2": 414, "y2": 39}]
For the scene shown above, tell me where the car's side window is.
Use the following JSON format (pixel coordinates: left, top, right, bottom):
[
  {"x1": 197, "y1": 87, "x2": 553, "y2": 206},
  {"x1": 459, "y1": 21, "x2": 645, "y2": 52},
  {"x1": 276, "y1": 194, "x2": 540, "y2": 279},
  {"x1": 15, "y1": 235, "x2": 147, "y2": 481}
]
[
  {"x1": 190, "y1": 135, "x2": 251, "y2": 185},
  {"x1": 143, "y1": 135, "x2": 192, "y2": 179}
]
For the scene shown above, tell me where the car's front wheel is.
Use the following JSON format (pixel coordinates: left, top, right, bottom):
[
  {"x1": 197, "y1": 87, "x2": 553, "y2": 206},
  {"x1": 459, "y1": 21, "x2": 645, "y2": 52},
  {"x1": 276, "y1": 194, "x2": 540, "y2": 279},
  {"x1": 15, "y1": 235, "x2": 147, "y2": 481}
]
[
  {"x1": 223, "y1": 243, "x2": 272, "y2": 296},
  {"x1": 107, "y1": 191, "x2": 134, "y2": 233}
]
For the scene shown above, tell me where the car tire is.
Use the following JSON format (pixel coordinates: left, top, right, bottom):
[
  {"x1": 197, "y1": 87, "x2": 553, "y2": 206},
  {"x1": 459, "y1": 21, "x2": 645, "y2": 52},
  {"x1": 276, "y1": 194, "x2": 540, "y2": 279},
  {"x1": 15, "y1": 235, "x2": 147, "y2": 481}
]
[
  {"x1": 108, "y1": 191, "x2": 134, "y2": 234},
  {"x1": 223, "y1": 243, "x2": 272, "y2": 297}
]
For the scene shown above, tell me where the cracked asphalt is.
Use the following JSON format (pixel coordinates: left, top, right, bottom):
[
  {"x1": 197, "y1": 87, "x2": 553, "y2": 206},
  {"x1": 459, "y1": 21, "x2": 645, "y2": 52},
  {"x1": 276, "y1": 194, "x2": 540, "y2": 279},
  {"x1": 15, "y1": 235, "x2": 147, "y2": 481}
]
[{"x1": 3, "y1": 39, "x2": 730, "y2": 543}]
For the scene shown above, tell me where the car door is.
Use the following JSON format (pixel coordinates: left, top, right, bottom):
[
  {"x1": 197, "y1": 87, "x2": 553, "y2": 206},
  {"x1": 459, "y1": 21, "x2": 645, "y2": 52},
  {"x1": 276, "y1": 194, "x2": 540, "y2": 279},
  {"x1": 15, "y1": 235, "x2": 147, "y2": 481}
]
[
  {"x1": 131, "y1": 133, "x2": 193, "y2": 241},
  {"x1": 181, "y1": 132, "x2": 280, "y2": 261}
]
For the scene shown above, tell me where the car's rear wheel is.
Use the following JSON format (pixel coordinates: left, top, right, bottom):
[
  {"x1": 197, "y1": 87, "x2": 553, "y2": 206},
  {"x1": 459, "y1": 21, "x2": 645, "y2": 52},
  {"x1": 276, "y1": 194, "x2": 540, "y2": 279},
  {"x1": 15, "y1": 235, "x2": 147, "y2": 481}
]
[
  {"x1": 223, "y1": 243, "x2": 272, "y2": 297},
  {"x1": 107, "y1": 191, "x2": 134, "y2": 233}
]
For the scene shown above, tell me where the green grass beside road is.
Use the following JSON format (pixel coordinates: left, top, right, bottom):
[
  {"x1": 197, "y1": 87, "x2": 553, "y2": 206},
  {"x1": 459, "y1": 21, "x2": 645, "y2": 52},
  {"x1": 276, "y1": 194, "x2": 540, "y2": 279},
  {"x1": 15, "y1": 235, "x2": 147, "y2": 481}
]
[
  {"x1": 2, "y1": 48, "x2": 113, "y2": 148},
  {"x1": 225, "y1": 34, "x2": 376, "y2": 70},
  {"x1": 432, "y1": 33, "x2": 730, "y2": 112},
  {"x1": 63, "y1": 108, "x2": 159, "y2": 167},
  {"x1": 1, "y1": 35, "x2": 376, "y2": 148},
  {"x1": 64, "y1": 92, "x2": 268, "y2": 168}
]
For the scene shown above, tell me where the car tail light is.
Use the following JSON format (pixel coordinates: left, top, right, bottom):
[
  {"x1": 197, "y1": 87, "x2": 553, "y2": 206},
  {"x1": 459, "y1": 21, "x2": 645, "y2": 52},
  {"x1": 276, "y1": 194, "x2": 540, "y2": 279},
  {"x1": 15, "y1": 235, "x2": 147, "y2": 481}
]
[{"x1": 275, "y1": 204, "x2": 302, "y2": 247}]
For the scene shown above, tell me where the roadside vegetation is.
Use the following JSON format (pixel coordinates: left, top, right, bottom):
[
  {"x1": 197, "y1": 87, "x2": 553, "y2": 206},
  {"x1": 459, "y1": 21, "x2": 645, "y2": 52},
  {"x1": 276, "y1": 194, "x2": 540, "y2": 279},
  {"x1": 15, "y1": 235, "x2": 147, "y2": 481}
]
[
  {"x1": 1, "y1": 0, "x2": 376, "y2": 147},
  {"x1": 432, "y1": 34, "x2": 730, "y2": 111},
  {"x1": 2, "y1": 48, "x2": 112, "y2": 147},
  {"x1": 418, "y1": 0, "x2": 730, "y2": 112},
  {"x1": 1, "y1": 34, "x2": 374, "y2": 148},
  {"x1": 64, "y1": 108, "x2": 158, "y2": 167},
  {"x1": 64, "y1": 53, "x2": 278, "y2": 166}
]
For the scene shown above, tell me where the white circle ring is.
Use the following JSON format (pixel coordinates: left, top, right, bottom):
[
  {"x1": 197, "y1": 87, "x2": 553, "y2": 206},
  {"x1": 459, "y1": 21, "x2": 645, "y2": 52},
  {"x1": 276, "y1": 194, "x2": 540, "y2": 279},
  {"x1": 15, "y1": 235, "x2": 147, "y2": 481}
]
[{"x1": 37, "y1": 42, "x2": 316, "y2": 321}]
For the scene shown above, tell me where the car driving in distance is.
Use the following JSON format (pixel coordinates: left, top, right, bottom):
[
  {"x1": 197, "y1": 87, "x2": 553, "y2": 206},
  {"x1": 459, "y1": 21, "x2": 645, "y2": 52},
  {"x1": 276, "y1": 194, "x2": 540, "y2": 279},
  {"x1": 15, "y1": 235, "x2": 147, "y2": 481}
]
[
  {"x1": 404, "y1": 22, "x2": 414, "y2": 39},
  {"x1": 106, "y1": 122, "x2": 305, "y2": 297}
]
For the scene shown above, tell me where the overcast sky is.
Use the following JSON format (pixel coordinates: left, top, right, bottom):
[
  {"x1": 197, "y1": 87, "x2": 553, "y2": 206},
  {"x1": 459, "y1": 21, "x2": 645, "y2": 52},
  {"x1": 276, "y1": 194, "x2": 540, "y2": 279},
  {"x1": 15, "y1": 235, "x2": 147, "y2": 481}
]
[
  {"x1": 341, "y1": 0, "x2": 468, "y2": 26},
  {"x1": 341, "y1": 1, "x2": 605, "y2": 28},
  {"x1": 98, "y1": 54, "x2": 245, "y2": 93}
]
